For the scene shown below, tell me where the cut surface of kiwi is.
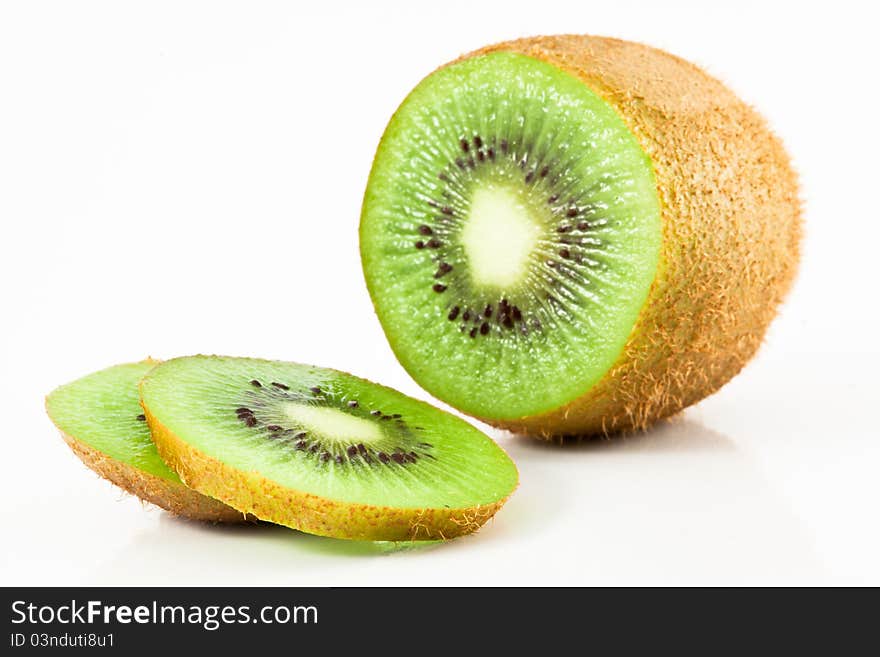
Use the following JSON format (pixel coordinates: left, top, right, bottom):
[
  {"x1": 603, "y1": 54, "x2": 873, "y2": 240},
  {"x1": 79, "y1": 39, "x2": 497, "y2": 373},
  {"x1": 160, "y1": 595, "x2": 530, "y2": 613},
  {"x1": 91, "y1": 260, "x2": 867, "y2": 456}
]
[
  {"x1": 361, "y1": 36, "x2": 801, "y2": 436},
  {"x1": 362, "y1": 51, "x2": 661, "y2": 421},
  {"x1": 45, "y1": 361, "x2": 245, "y2": 522},
  {"x1": 139, "y1": 356, "x2": 518, "y2": 541}
]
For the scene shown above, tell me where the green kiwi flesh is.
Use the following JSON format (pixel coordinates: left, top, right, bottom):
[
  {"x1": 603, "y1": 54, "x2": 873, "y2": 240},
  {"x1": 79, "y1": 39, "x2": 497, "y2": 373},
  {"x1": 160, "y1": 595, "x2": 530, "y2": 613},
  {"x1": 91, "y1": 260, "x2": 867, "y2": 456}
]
[{"x1": 47, "y1": 362, "x2": 170, "y2": 477}]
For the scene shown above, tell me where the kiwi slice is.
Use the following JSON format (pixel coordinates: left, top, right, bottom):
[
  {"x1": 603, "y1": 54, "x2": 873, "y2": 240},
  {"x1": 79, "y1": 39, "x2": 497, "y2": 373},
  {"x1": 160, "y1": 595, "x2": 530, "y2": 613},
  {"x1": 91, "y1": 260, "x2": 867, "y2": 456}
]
[
  {"x1": 46, "y1": 361, "x2": 245, "y2": 522},
  {"x1": 139, "y1": 356, "x2": 518, "y2": 541},
  {"x1": 360, "y1": 35, "x2": 801, "y2": 437}
]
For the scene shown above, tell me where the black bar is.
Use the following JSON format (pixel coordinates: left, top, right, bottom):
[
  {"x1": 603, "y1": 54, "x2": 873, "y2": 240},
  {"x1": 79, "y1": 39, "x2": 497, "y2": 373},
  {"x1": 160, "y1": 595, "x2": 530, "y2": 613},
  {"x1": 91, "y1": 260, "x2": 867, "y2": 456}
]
[{"x1": 1, "y1": 587, "x2": 873, "y2": 652}]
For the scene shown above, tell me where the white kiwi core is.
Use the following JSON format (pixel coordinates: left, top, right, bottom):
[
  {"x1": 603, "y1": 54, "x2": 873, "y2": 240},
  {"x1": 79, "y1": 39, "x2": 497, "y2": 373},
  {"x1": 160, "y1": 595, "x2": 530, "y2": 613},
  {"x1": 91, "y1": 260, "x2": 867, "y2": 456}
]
[
  {"x1": 461, "y1": 184, "x2": 542, "y2": 289},
  {"x1": 282, "y1": 403, "x2": 383, "y2": 444}
]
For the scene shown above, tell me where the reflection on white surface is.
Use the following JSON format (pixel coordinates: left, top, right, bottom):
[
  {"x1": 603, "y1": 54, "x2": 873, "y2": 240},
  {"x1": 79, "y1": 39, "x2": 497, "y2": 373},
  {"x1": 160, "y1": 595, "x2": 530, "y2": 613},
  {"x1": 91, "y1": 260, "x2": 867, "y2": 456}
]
[
  {"x1": 502, "y1": 418, "x2": 824, "y2": 585},
  {"x1": 74, "y1": 417, "x2": 823, "y2": 586},
  {"x1": 91, "y1": 519, "x2": 445, "y2": 587}
]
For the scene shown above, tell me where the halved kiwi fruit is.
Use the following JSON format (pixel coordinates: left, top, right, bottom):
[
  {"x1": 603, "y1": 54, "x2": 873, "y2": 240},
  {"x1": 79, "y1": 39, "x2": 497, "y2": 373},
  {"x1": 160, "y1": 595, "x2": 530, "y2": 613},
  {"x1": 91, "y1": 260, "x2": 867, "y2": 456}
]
[
  {"x1": 139, "y1": 356, "x2": 518, "y2": 541},
  {"x1": 45, "y1": 361, "x2": 245, "y2": 522},
  {"x1": 360, "y1": 35, "x2": 801, "y2": 437}
]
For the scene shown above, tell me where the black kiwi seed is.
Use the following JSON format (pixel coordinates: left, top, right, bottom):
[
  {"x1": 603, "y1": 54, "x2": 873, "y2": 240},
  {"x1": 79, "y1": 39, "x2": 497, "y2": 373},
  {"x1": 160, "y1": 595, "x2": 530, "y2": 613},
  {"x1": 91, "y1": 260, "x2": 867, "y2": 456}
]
[
  {"x1": 462, "y1": 310, "x2": 471, "y2": 321},
  {"x1": 432, "y1": 283, "x2": 447, "y2": 293},
  {"x1": 309, "y1": 444, "x2": 319, "y2": 453},
  {"x1": 250, "y1": 379, "x2": 262, "y2": 387},
  {"x1": 473, "y1": 135, "x2": 482, "y2": 148},
  {"x1": 487, "y1": 147, "x2": 495, "y2": 159},
  {"x1": 415, "y1": 240, "x2": 425, "y2": 249},
  {"x1": 357, "y1": 444, "x2": 367, "y2": 455},
  {"x1": 566, "y1": 207, "x2": 579, "y2": 218},
  {"x1": 540, "y1": 165, "x2": 550, "y2": 178},
  {"x1": 296, "y1": 440, "x2": 307, "y2": 450},
  {"x1": 309, "y1": 386, "x2": 321, "y2": 394},
  {"x1": 136, "y1": 414, "x2": 146, "y2": 421},
  {"x1": 418, "y1": 224, "x2": 433, "y2": 235},
  {"x1": 500, "y1": 139, "x2": 508, "y2": 153},
  {"x1": 378, "y1": 452, "x2": 390, "y2": 463},
  {"x1": 244, "y1": 416, "x2": 257, "y2": 427},
  {"x1": 347, "y1": 400, "x2": 359, "y2": 408},
  {"x1": 271, "y1": 382, "x2": 289, "y2": 390},
  {"x1": 548, "y1": 194, "x2": 559, "y2": 204},
  {"x1": 448, "y1": 306, "x2": 460, "y2": 321},
  {"x1": 577, "y1": 221, "x2": 590, "y2": 230},
  {"x1": 235, "y1": 407, "x2": 251, "y2": 414},
  {"x1": 390, "y1": 413, "x2": 401, "y2": 419},
  {"x1": 435, "y1": 262, "x2": 453, "y2": 278},
  {"x1": 502, "y1": 316, "x2": 513, "y2": 329},
  {"x1": 321, "y1": 452, "x2": 330, "y2": 462},
  {"x1": 438, "y1": 172, "x2": 448, "y2": 181},
  {"x1": 469, "y1": 327, "x2": 477, "y2": 338},
  {"x1": 559, "y1": 248, "x2": 571, "y2": 259},
  {"x1": 347, "y1": 445, "x2": 358, "y2": 457},
  {"x1": 371, "y1": 410, "x2": 382, "y2": 416},
  {"x1": 391, "y1": 453, "x2": 405, "y2": 464},
  {"x1": 267, "y1": 425, "x2": 282, "y2": 432},
  {"x1": 480, "y1": 322, "x2": 489, "y2": 335},
  {"x1": 426, "y1": 238, "x2": 442, "y2": 249},
  {"x1": 460, "y1": 138, "x2": 469, "y2": 152},
  {"x1": 484, "y1": 304, "x2": 492, "y2": 317},
  {"x1": 335, "y1": 455, "x2": 344, "y2": 464},
  {"x1": 440, "y1": 206, "x2": 453, "y2": 216},
  {"x1": 294, "y1": 431, "x2": 307, "y2": 440},
  {"x1": 455, "y1": 158, "x2": 466, "y2": 170},
  {"x1": 557, "y1": 224, "x2": 572, "y2": 233},
  {"x1": 477, "y1": 150, "x2": 485, "y2": 162},
  {"x1": 512, "y1": 306, "x2": 523, "y2": 321}
]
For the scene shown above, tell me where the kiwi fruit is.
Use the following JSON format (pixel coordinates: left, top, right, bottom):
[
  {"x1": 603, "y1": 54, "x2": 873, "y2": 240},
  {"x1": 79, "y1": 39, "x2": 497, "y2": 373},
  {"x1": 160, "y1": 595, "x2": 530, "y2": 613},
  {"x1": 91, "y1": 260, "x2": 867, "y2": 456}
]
[
  {"x1": 45, "y1": 360, "x2": 245, "y2": 522},
  {"x1": 360, "y1": 35, "x2": 801, "y2": 437},
  {"x1": 139, "y1": 355, "x2": 518, "y2": 541}
]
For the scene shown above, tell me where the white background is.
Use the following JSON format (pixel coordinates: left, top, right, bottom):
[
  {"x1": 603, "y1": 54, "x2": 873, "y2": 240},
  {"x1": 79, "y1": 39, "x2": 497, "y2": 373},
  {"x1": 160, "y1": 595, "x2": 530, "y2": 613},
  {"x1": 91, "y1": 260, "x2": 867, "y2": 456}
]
[{"x1": 1, "y1": 0, "x2": 877, "y2": 586}]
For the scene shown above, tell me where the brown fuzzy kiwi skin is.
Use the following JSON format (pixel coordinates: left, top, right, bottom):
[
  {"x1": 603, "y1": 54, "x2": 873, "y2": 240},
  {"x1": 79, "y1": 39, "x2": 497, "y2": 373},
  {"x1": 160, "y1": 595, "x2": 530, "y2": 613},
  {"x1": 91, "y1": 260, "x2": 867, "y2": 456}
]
[
  {"x1": 55, "y1": 429, "x2": 248, "y2": 523},
  {"x1": 143, "y1": 405, "x2": 508, "y2": 541},
  {"x1": 450, "y1": 35, "x2": 802, "y2": 438}
]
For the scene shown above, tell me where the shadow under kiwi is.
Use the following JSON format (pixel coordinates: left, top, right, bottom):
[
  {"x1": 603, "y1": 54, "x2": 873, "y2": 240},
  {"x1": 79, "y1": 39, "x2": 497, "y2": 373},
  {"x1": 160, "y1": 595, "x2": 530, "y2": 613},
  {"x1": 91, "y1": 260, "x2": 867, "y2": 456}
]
[
  {"x1": 89, "y1": 511, "x2": 448, "y2": 584},
  {"x1": 188, "y1": 519, "x2": 446, "y2": 557},
  {"x1": 503, "y1": 413, "x2": 738, "y2": 453}
]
